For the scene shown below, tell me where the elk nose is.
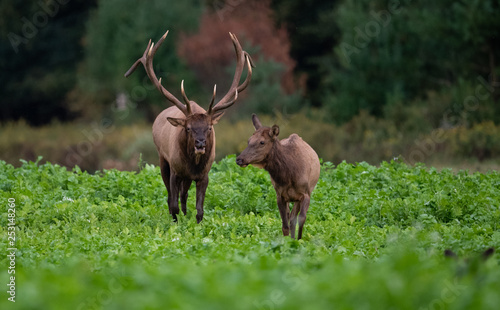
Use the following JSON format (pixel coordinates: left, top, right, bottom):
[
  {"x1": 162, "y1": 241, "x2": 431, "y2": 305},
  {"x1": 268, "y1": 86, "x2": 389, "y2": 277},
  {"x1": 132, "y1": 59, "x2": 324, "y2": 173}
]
[
  {"x1": 236, "y1": 157, "x2": 243, "y2": 165},
  {"x1": 195, "y1": 139, "x2": 206, "y2": 148}
]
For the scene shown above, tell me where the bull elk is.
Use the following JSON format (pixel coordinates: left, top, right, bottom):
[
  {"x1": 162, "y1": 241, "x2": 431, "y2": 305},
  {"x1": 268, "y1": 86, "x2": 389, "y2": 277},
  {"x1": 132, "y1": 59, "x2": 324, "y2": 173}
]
[
  {"x1": 125, "y1": 30, "x2": 254, "y2": 223},
  {"x1": 236, "y1": 114, "x2": 320, "y2": 239}
]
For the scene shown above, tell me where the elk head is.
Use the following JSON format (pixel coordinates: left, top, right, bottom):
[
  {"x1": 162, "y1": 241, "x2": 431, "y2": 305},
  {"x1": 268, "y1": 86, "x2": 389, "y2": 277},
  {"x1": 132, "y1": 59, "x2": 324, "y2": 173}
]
[
  {"x1": 236, "y1": 114, "x2": 280, "y2": 168},
  {"x1": 165, "y1": 82, "x2": 228, "y2": 157},
  {"x1": 125, "y1": 30, "x2": 254, "y2": 157}
]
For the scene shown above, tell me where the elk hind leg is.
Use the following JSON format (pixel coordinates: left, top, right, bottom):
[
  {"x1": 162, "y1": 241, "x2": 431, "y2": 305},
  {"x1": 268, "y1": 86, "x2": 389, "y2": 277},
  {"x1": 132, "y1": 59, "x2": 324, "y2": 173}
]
[
  {"x1": 297, "y1": 195, "x2": 310, "y2": 240},
  {"x1": 169, "y1": 172, "x2": 182, "y2": 222},
  {"x1": 159, "y1": 157, "x2": 172, "y2": 211},
  {"x1": 277, "y1": 196, "x2": 290, "y2": 237},
  {"x1": 180, "y1": 179, "x2": 192, "y2": 216},
  {"x1": 289, "y1": 201, "x2": 300, "y2": 239}
]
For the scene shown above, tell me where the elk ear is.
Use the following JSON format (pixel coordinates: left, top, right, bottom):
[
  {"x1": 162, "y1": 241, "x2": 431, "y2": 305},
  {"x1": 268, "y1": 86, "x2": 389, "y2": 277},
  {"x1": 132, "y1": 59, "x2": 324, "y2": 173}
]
[
  {"x1": 167, "y1": 117, "x2": 186, "y2": 127},
  {"x1": 252, "y1": 113, "x2": 262, "y2": 130},
  {"x1": 269, "y1": 125, "x2": 280, "y2": 139},
  {"x1": 210, "y1": 111, "x2": 225, "y2": 125}
]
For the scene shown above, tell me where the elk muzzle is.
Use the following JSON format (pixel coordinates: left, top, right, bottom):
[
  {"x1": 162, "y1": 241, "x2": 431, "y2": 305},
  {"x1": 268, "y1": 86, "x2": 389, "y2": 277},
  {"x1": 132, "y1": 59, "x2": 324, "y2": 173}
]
[
  {"x1": 236, "y1": 155, "x2": 248, "y2": 167},
  {"x1": 195, "y1": 139, "x2": 206, "y2": 155}
]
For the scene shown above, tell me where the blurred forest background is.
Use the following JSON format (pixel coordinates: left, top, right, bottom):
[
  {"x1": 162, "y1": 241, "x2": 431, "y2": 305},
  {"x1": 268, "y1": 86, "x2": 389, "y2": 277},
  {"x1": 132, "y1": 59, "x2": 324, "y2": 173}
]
[{"x1": 1, "y1": 0, "x2": 499, "y2": 172}]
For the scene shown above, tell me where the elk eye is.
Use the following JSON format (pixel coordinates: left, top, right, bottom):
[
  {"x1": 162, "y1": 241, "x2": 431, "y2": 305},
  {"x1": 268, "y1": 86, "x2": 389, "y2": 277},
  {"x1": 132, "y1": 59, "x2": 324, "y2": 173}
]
[
  {"x1": 186, "y1": 127, "x2": 191, "y2": 132},
  {"x1": 260, "y1": 141, "x2": 265, "y2": 145}
]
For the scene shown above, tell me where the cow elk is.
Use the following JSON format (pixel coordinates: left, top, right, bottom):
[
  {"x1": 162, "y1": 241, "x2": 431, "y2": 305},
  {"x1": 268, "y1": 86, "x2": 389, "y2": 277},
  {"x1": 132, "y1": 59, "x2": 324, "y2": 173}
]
[
  {"x1": 236, "y1": 114, "x2": 320, "y2": 239},
  {"x1": 125, "y1": 30, "x2": 254, "y2": 223}
]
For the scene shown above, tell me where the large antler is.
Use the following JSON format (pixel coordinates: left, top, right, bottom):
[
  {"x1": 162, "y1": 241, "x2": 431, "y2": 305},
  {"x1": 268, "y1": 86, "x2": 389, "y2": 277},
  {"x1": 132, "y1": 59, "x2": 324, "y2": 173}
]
[
  {"x1": 125, "y1": 30, "x2": 192, "y2": 116},
  {"x1": 207, "y1": 32, "x2": 255, "y2": 115}
]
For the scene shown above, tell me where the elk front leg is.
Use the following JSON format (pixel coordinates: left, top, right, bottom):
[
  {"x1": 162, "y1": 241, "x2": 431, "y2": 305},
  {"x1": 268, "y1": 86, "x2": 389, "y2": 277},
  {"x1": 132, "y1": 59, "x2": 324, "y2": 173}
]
[
  {"x1": 180, "y1": 178, "x2": 192, "y2": 216},
  {"x1": 195, "y1": 175, "x2": 209, "y2": 223},
  {"x1": 277, "y1": 195, "x2": 290, "y2": 237},
  {"x1": 169, "y1": 172, "x2": 182, "y2": 222},
  {"x1": 297, "y1": 194, "x2": 310, "y2": 240}
]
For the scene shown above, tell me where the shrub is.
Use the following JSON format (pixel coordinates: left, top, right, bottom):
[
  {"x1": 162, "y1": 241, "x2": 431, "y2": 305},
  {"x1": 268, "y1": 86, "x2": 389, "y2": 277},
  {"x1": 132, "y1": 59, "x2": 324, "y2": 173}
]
[
  {"x1": 1, "y1": 114, "x2": 499, "y2": 172},
  {"x1": 447, "y1": 121, "x2": 500, "y2": 161}
]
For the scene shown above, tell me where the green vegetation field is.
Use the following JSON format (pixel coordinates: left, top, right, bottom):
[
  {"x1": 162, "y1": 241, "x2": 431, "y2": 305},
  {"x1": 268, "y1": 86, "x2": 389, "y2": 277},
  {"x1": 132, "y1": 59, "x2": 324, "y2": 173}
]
[{"x1": 1, "y1": 156, "x2": 500, "y2": 309}]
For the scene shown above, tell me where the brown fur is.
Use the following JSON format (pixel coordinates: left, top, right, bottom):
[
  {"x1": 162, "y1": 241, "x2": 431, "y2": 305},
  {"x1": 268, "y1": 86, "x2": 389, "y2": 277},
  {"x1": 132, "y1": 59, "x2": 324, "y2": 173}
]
[
  {"x1": 153, "y1": 102, "x2": 221, "y2": 223},
  {"x1": 154, "y1": 104, "x2": 216, "y2": 179},
  {"x1": 236, "y1": 114, "x2": 320, "y2": 239}
]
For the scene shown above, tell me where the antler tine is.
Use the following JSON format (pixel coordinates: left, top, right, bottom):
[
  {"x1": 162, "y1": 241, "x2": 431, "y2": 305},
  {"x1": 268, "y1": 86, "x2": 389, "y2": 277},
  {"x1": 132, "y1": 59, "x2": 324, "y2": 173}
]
[
  {"x1": 180, "y1": 80, "x2": 192, "y2": 115},
  {"x1": 124, "y1": 30, "x2": 190, "y2": 116},
  {"x1": 237, "y1": 53, "x2": 254, "y2": 93},
  {"x1": 210, "y1": 32, "x2": 253, "y2": 115},
  {"x1": 124, "y1": 39, "x2": 152, "y2": 78},
  {"x1": 225, "y1": 89, "x2": 239, "y2": 110},
  {"x1": 149, "y1": 30, "x2": 169, "y2": 57},
  {"x1": 207, "y1": 84, "x2": 217, "y2": 114},
  {"x1": 227, "y1": 32, "x2": 244, "y2": 87},
  {"x1": 215, "y1": 89, "x2": 238, "y2": 113}
]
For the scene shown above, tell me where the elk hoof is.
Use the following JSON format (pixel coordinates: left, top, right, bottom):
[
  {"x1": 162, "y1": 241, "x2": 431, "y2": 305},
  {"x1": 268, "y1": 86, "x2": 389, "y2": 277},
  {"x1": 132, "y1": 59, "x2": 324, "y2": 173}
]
[{"x1": 196, "y1": 214, "x2": 203, "y2": 224}]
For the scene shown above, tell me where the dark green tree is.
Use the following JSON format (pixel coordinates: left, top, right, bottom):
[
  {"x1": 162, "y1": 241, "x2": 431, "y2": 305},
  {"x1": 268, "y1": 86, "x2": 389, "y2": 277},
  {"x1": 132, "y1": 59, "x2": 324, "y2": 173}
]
[
  {"x1": 0, "y1": 0, "x2": 97, "y2": 125},
  {"x1": 271, "y1": 0, "x2": 342, "y2": 107},
  {"x1": 322, "y1": 0, "x2": 500, "y2": 123},
  {"x1": 80, "y1": 0, "x2": 203, "y2": 119}
]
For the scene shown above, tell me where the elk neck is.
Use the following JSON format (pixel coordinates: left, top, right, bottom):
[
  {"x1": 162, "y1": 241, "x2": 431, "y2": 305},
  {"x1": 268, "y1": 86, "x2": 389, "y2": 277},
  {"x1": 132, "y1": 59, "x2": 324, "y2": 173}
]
[
  {"x1": 178, "y1": 130, "x2": 213, "y2": 177},
  {"x1": 264, "y1": 139, "x2": 294, "y2": 187}
]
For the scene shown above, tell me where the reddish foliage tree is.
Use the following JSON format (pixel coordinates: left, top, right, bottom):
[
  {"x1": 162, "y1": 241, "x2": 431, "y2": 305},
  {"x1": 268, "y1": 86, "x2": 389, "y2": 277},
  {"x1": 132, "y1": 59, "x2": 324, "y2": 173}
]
[{"x1": 178, "y1": 0, "x2": 300, "y2": 95}]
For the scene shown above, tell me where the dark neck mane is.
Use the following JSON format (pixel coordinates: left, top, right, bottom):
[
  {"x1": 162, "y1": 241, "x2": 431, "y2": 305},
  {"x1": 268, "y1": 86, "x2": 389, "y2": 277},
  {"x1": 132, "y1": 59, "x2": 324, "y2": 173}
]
[
  {"x1": 187, "y1": 148, "x2": 212, "y2": 176},
  {"x1": 264, "y1": 140, "x2": 294, "y2": 187},
  {"x1": 179, "y1": 133, "x2": 213, "y2": 178}
]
